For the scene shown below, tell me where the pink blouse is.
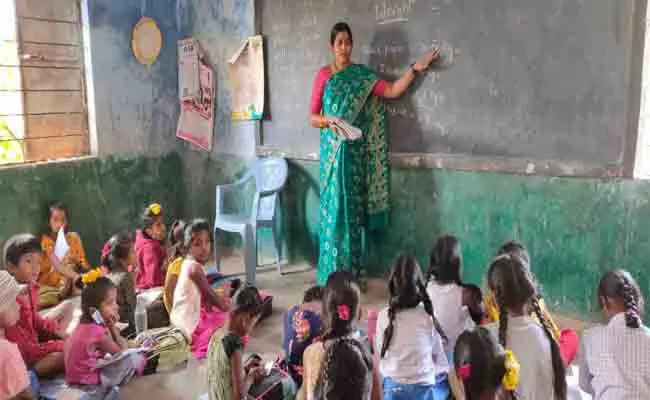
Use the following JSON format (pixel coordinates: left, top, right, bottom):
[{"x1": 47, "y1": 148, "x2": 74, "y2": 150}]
[
  {"x1": 64, "y1": 323, "x2": 121, "y2": 385},
  {"x1": 310, "y1": 66, "x2": 390, "y2": 114}
]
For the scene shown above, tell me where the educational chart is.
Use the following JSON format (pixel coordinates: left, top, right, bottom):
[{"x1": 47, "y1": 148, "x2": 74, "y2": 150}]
[
  {"x1": 176, "y1": 38, "x2": 215, "y2": 151},
  {"x1": 259, "y1": 0, "x2": 634, "y2": 171},
  {"x1": 229, "y1": 35, "x2": 265, "y2": 121}
]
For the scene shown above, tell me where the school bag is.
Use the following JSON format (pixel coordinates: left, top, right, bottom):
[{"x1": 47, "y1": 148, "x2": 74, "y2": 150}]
[{"x1": 135, "y1": 326, "x2": 190, "y2": 372}]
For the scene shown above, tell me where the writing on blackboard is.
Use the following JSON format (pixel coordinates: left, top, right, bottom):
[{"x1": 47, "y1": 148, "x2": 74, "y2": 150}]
[{"x1": 376, "y1": 0, "x2": 417, "y2": 24}]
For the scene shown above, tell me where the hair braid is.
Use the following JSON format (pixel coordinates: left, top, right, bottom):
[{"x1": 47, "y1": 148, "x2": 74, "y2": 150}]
[
  {"x1": 531, "y1": 298, "x2": 567, "y2": 400},
  {"x1": 620, "y1": 276, "x2": 641, "y2": 329},
  {"x1": 380, "y1": 300, "x2": 397, "y2": 358},
  {"x1": 418, "y1": 281, "x2": 448, "y2": 342},
  {"x1": 497, "y1": 299, "x2": 508, "y2": 348}
]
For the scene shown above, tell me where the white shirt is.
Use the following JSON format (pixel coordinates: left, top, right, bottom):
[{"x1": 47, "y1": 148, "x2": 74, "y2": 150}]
[
  {"x1": 170, "y1": 259, "x2": 201, "y2": 340},
  {"x1": 579, "y1": 312, "x2": 650, "y2": 400},
  {"x1": 375, "y1": 305, "x2": 449, "y2": 385},
  {"x1": 426, "y1": 281, "x2": 475, "y2": 352},
  {"x1": 487, "y1": 315, "x2": 556, "y2": 400}
]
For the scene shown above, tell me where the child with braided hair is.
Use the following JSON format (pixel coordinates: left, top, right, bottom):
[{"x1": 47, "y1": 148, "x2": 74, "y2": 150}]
[
  {"x1": 579, "y1": 269, "x2": 650, "y2": 399},
  {"x1": 299, "y1": 270, "x2": 378, "y2": 400},
  {"x1": 484, "y1": 241, "x2": 579, "y2": 365},
  {"x1": 453, "y1": 327, "x2": 519, "y2": 400},
  {"x1": 486, "y1": 254, "x2": 566, "y2": 400},
  {"x1": 375, "y1": 255, "x2": 451, "y2": 400},
  {"x1": 426, "y1": 235, "x2": 485, "y2": 352}
]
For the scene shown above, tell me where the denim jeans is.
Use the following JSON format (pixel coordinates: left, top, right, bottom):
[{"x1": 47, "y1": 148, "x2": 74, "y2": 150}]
[{"x1": 382, "y1": 374, "x2": 450, "y2": 400}]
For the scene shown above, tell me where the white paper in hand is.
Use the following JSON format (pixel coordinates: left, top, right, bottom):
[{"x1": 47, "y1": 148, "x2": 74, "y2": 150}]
[
  {"x1": 331, "y1": 118, "x2": 362, "y2": 141},
  {"x1": 54, "y1": 227, "x2": 70, "y2": 262}
]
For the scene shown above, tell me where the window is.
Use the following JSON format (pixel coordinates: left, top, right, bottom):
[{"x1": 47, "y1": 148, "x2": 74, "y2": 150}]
[{"x1": 0, "y1": 0, "x2": 89, "y2": 165}]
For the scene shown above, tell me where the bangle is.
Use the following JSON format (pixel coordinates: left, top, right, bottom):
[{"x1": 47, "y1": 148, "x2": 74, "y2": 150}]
[{"x1": 409, "y1": 63, "x2": 418, "y2": 74}]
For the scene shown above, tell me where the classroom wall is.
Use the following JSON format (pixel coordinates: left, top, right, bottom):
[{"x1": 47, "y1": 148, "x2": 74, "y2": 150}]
[
  {"x1": 282, "y1": 160, "x2": 650, "y2": 320},
  {"x1": 0, "y1": 154, "x2": 184, "y2": 266}
]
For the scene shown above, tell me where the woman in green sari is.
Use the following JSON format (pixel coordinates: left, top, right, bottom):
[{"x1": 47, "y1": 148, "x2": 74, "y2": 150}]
[{"x1": 310, "y1": 22, "x2": 439, "y2": 284}]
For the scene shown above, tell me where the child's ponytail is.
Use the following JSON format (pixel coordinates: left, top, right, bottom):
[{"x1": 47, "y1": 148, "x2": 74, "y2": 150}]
[
  {"x1": 530, "y1": 298, "x2": 566, "y2": 400},
  {"x1": 381, "y1": 255, "x2": 446, "y2": 358},
  {"x1": 598, "y1": 269, "x2": 644, "y2": 329}
]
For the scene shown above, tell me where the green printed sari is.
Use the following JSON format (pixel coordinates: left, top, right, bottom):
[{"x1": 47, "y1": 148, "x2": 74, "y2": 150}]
[{"x1": 317, "y1": 64, "x2": 390, "y2": 285}]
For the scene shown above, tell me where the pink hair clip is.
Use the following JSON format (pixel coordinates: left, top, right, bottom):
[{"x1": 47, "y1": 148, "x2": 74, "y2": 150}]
[
  {"x1": 337, "y1": 304, "x2": 351, "y2": 321},
  {"x1": 458, "y1": 364, "x2": 472, "y2": 380}
]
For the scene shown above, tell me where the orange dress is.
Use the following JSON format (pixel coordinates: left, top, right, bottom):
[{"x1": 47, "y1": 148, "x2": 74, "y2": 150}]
[{"x1": 39, "y1": 232, "x2": 90, "y2": 288}]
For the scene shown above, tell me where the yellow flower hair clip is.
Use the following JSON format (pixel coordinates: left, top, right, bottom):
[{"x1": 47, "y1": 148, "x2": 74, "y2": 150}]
[
  {"x1": 502, "y1": 349, "x2": 520, "y2": 391},
  {"x1": 148, "y1": 203, "x2": 162, "y2": 216},
  {"x1": 81, "y1": 268, "x2": 103, "y2": 285}
]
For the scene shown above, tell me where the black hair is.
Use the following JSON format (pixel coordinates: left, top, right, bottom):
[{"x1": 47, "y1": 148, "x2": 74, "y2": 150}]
[
  {"x1": 321, "y1": 270, "x2": 360, "y2": 341},
  {"x1": 303, "y1": 286, "x2": 324, "y2": 303},
  {"x1": 454, "y1": 328, "x2": 515, "y2": 400},
  {"x1": 167, "y1": 219, "x2": 187, "y2": 261},
  {"x1": 3, "y1": 233, "x2": 41, "y2": 270},
  {"x1": 325, "y1": 270, "x2": 356, "y2": 287},
  {"x1": 47, "y1": 201, "x2": 69, "y2": 231},
  {"x1": 183, "y1": 219, "x2": 212, "y2": 248},
  {"x1": 233, "y1": 286, "x2": 264, "y2": 317},
  {"x1": 428, "y1": 235, "x2": 463, "y2": 284},
  {"x1": 381, "y1": 255, "x2": 447, "y2": 358},
  {"x1": 101, "y1": 233, "x2": 133, "y2": 272},
  {"x1": 462, "y1": 283, "x2": 486, "y2": 325},
  {"x1": 329, "y1": 22, "x2": 353, "y2": 46},
  {"x1": 497, "y1": 241, "x2": 530, "y2": 268},
  {"x1": 597, "y1": 269, "x2": 644, "y2": 329},
  {"x1": 487, "y1": 255, "x2": 566, "y2": 399},
  {"x1": 313, "y1": 337, "x2": 373, "y2": 400},
  {"x1": 78, "y1": 276, "x2": 117, "y2": 324},
  {"x1": 142, "y1": 203, "x2": 163, "y2": 230}
]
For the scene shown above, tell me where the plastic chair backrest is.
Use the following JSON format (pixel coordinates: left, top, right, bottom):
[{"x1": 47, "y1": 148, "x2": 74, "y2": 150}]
[{"x1": 252, "y1": 157, "x2": 288, "y2": 196}]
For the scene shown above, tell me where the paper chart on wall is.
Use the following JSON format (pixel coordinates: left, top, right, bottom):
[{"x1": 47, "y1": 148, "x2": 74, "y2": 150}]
[
  {"x1": 176, "y1": 38, "x2": 215, "y2": 151},
  {"x1": 228, "y1": 35, "x2": 265, "y2": 121}
]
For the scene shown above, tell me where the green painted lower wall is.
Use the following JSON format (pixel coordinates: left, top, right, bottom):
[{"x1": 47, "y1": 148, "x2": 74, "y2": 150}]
[
  {"x1": 282, "y1": 160, "x2": 650, "y2": 321},
  {"x1": 4, "y1": 152, "x2": 649, "y2": 322},
  {"x1": 0, "y1": 154, "x2": 185, "y2": 266}
]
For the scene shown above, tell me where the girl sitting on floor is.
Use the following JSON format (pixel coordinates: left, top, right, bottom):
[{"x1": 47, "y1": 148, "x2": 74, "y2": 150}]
[
  {"x1": 484, "y1": 240, "x2": 579, "y2": 366},
  {"x1": 453, "y1": 327, "x2": 519, "y2": 400},
  {"x1": 580, "y1": 269, "x2": 650, "y2": 399},
  {"x1": 163, "y1": 220, "x2": 186, "y2": 314},
  {"x1": 300, "y1": 270, "x2": 380, "y2": 400},
  {"x1": 135, "y1": 203, "x2": 167, "y2": 290},
  {"x1": 377, "y1": 255, "x2": 451, "y2": 400},
  {"x1": 103, "y1": 233, "x2": 137, "y2": 338},
  {"x1": 65, "y1": 272, "x2": 149, "y2": 399},
  {"x1": 486, "y1": 254, "x2": 566, "y2": 399},
  {"x1": 39, "y1": 201, "x2": 90, "y2": 305},
  {"x1": 426, "y1": 235, "x2": 485, "y2": 352},
  {"x1": 208, "y1": 286, "x2": 296, "y2": 400},
  {"x1": 169, "y1": 219, "x2": 231, "y2": 359}
]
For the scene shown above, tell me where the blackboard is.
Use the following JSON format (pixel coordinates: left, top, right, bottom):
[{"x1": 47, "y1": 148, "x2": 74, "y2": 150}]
[{"x1": 259, "y1": 0, "x2": 635, "y2": 167}]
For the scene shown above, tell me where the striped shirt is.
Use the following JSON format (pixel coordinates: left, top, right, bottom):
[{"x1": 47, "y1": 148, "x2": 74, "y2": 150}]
[{"x1": 579, "y1": 312, "x2": 650, "y2": 399}]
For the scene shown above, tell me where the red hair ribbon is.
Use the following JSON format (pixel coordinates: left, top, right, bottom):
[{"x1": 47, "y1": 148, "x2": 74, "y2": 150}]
[
  {"x1": 458, "y1": 364, "x2": 472, "y2": 380},
  {"x1": 337, "y1": 304, "x2": 351, "y2": 321}
]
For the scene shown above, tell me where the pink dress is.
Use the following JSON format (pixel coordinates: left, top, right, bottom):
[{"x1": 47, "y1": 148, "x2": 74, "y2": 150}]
[
  {"x1": 65, "y1": 323, "x2": 114, "y2": 385},
  {"x1": 0, "y1": 338, "x2": 30, "y2": 399},
  {"x1": 134, "y1": 230, "x2": 166, "y2": 290},
  {"x1": 310, "y1": 66, "x2": 390, "y2": 114},
  {"x1": 170, "y1": 259, "x2": 229, "y2": 359}
]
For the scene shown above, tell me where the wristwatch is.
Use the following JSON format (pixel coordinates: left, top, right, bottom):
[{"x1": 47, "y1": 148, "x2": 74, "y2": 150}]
[{"x1": 409, "y1": 63, "x2": 419, "y2": 74}]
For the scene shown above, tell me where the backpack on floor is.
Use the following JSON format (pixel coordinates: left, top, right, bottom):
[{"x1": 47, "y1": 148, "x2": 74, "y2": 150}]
[{"x1": 135, "y1": 326, "x2": 190, "y2": 372}]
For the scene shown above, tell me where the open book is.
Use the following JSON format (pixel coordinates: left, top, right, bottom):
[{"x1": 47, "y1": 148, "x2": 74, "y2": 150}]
[{"x1": 330, "y1": 118, "x2": 362, "y2": 141}]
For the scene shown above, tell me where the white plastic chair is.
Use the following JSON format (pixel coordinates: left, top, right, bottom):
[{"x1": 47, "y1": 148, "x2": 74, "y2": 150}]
[{"x1": 213, "y1": 157, "x2": 288, "y2": 285}]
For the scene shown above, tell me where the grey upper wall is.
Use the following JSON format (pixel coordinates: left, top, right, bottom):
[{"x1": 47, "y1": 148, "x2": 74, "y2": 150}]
[{"x1": 86, "y1": 0, "x2": 258, "y2": 159}]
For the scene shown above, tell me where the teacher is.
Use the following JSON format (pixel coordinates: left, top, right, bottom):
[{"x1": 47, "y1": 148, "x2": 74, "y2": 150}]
[{"x1": 310, "y1": 22, "x2": 439, "y2": 284}]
